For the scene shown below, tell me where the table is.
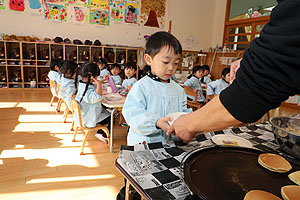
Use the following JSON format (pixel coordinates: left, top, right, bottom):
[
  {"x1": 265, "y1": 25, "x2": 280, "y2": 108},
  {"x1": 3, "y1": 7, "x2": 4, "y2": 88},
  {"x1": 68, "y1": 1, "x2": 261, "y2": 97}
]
[
  {"x1": 115, "y1": 122, "x2": 299, "y2": 200},
  {"x1": 102, "y1": 93, "x2": 125, "y2": 153}
]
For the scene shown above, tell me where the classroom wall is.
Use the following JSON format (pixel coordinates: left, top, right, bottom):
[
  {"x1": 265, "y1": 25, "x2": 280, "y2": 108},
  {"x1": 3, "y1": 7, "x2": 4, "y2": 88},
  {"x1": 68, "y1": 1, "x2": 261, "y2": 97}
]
[
  {"x1": 167, "y1": 0, "x2": 226, "y2": 51},
  {"x1": 0, "y1": 0, "x2": 226, "y2": 50}
]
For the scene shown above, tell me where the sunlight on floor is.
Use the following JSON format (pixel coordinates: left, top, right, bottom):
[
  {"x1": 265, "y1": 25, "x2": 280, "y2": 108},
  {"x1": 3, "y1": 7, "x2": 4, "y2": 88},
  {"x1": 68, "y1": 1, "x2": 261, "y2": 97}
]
[
  {"x1": 26, "y1": 174, "x2": 116, "y2": 184},
  {"x1": 0, "y1": 102, "x2": 18, "y2": 108}
]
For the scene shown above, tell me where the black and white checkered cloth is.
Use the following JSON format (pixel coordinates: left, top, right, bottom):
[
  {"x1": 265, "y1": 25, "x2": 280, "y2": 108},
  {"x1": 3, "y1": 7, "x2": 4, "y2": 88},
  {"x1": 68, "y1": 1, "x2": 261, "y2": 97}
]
[{"x1": 116, "y1": 122, "x2": 283, "y2": 200}]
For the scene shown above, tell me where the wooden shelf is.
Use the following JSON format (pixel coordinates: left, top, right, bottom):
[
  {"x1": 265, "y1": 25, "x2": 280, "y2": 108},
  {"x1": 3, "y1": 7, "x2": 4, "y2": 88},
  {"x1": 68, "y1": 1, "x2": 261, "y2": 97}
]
[{"x1": 0, "y1": 40, "x2": 141, "y2": 89}]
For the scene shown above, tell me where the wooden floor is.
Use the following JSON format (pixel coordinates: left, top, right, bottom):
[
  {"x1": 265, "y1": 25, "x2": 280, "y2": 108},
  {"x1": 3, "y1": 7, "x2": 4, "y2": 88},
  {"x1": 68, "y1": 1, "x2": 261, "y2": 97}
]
[
  {"x1": 0, "y1": 90, "x2": 128, "y2": 200},
  {"x1": 0, "y1": 90, "x2": 299, "y2": 200}
]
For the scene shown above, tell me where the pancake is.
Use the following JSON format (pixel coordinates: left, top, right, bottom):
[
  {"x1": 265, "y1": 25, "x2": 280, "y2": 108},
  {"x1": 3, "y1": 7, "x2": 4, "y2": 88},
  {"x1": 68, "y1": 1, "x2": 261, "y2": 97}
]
[
  {"x1": 244, "y1": 190, "x2": 281, "y2": 200},
  {"x1": 288, "y1": 171, "x2": 300, "y2": 185},
  {"x1": 281, "y1": 185, "x2": 300, "y2": 200},
  {"x1": 258, "y1": 153, "x2": 292, "y2": 173}
]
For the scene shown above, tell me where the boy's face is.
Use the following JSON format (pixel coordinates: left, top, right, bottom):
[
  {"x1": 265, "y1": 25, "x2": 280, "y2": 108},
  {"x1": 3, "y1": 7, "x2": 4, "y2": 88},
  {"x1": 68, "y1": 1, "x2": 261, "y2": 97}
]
[
  {"x1": 125, "y1": 68, "x2": 136, "y2": 78},
  {"x1": 204, "y1": 69, "x2": 209, "y2": 76},
  {"x1": 98, "y1": 63, "x2": 105, "y2": 70},
  {"x1": 224, "y1": 73, "x2": 230, "y2": 83},
  {"x1": 194, "y1": 70, "x2": 204, "y2": 79},
  {"x1": 144, "y1": 46, "x2": 180, "y2": 81},
  {"x1": 111, "y1": 67, "x2": 121, "y2": 75}
]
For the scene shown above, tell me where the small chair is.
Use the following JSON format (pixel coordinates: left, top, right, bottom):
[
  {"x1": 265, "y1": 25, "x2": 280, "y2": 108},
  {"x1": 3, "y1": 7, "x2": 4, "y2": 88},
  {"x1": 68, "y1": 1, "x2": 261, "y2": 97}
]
[
  {"x1": 71, "y1": 99, "x2": 110, "y2": 155},
  {"x1": 55, "y1": 83, "x2": 63, "y2": 112},
  {"x1": 49, "y1": 80, "x2": 59, "y2": 106},
  {"x1": 184, "y1": 87, "x2": 205, "y2": 110}
]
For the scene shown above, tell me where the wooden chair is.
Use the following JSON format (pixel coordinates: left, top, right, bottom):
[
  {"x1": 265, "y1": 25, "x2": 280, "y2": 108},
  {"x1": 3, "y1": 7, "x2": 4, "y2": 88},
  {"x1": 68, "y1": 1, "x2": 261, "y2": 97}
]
[
  {"x1": 55, "y1": 83, "x2": 63, "y2": 112},
  {"x1": 184, "y1": 87, "x2": 205, "y2": 110},
  {"x1": 49, "y1": 80, "x2": 59, "y2": 106},
  {"x1": 71, "y1": 99, "x2": 110, "y2": 155}
]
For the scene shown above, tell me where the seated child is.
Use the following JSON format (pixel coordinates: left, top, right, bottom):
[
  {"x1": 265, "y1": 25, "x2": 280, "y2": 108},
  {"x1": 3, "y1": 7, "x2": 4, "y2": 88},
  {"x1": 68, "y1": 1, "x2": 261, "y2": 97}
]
[
  {"x1": 48, "y1": 59, "x2": 61, "y2": 96},
  {"x1": 207, "y1": 67, "x2": 230, "y2": 98},
  {"x1": 110, "y1": 63, "x2": 122, "y2": 85},
  {"x1": 184, "y1": 65, "x2": 206, "y2": 102},
  {"x1": 200, "y1": 65, "x2": 212, "y2": 84},
  {"x1": 122, "y1": 31, "x2": 192, "y2": 146},
  {"x1": 122, "y1": 62, "x2": 137, "y2": 90},
  {"x1": 59, "y1": 60, "x2": 79, "y2": 111},
  {"x1": 74, "y1": 62, "x2": 110, "y2": 143},
  {"x1": 96, "y1": 58, "x2": 111, "y2": 80}
]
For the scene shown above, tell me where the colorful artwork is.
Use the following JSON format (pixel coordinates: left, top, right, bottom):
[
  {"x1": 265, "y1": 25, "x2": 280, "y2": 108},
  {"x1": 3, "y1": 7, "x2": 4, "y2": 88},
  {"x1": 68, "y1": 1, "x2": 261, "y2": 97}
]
[
  {"x1": 89, "y1": 8, "x2": 109, "y2": 26},
  {"x1": 68, "y1": 5, "x2": 88, "y2": 23},
  {"x1": 110, "y1": 0, "x2": 125, "y2": 22},
  {"x1": 124, "y1": 2, "x2": 138, "y2": 24},
  {"x1": 29, "y1": 0, "x2": 41, "y2": 9},
  {"x1": 9, "y1": 0, "x2": 25, "y2": 11},
  {"x1": 44, "y1": 3, "x2": 67, "y2": 22},
  {"x1": 140, "y1": 0, "x2": 166, "y2": 27},
  {"x1": 76, "y1": 0, "x2": 88, "y2": 6},
  {"x1": 0, "y1": 0, "x2": 5, "y2": 10},
  {"x1": 89, "y1": 0, "x2": 109, "y2": 9},
  {"x1": 44, "y1": 0, "x2": 64, "y2": 4}
]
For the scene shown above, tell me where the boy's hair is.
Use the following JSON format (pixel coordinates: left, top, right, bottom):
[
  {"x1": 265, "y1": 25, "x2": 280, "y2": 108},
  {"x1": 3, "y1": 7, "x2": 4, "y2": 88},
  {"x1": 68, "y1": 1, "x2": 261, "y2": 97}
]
[
  {"x1": 61, "y1": 60, "x2": 79, "y2": 92},
  {"x1": 145, "y1": 31, "x2": 182, "y2": 58},
  {"x1": 79, "y1": 62, "x2": 100, "y2": 102},
  {"x1": 125, "y1": 62, "x2": 137, "y2": 71},
  {"x1": 187, "y1": 65, "x2": 203, "y2": 79},
  {"x1": 58, "y1": 60, "x2": 66, "y2": 72},
  {"x1": 142, "y1": 65, "x2": 151, "y2": 77},
  {"x1": 110, "y1": 63, "x2": 121, "y2": 71},
  {"x1": 202, "y1": 65, "x2": 210, "y2": 71},
  {"x1": 50, "y1": 59, "x2": 61, "y2": 71},
  {"x1": 96, "y1": 58, "x2": 107, "y2": 66},
  {"x1": 221, "y1": 67, "x2": 230, "y2": 77}
]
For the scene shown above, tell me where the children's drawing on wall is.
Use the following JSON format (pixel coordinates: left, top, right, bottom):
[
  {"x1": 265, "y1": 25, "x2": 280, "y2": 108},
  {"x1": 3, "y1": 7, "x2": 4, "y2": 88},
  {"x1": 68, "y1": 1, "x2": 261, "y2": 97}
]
[
  {"x1": 140, "y1": 0, "x2": 166, "y2": 28},
  {"x1": 76, "y1": 0, "x2": 88, "y2": 6},
  {"x1": 68, "y1": 5, "x2": 88, "y2": 24},
  {"x1": 0, "y1": 0, "x2": 6, "y2": 11},
  {"x1": 44, "y1": 0, "x2": 64, "y2": 4},
  {"x1": 110, "y1": 0, "x2": 125, "y2": 23},
  {"x1": 44, "y1": 3, "x2": 67, "y2": 22},
  {"x1": 124, "y1": 2, "x2": 138, "y2": 24},
  {"x1": 9, "y1": 0, "x2": 25, "y2": 12},
  {"x1": 89, "y1": 0, "x2": 109, "y2": 9},
  {"x1": 27, "y1": 0, "x2": 43, "y2": 15},
  {"x1": 89, "y1": 8, "x2": 109, "y2": 26}
]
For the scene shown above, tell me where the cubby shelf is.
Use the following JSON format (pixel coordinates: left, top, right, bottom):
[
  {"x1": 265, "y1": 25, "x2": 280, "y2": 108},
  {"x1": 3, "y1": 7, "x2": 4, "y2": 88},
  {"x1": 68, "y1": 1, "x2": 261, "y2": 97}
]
[{"x1": 0, "y1": 40, "x2": 141, "y2": 89}]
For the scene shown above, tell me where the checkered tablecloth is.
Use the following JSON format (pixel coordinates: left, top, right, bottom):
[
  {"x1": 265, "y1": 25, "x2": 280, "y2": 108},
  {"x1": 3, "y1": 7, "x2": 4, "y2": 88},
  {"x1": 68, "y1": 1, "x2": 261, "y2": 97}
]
[{"x1": 116, "y1": 122, "x2": 283, "y2": 200}]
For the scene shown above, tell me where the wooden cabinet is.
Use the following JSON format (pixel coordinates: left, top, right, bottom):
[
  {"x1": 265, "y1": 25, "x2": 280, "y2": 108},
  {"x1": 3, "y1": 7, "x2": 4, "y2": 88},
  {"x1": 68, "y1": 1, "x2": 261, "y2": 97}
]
[{"x1": 0, "y1": 40, "x2": 141, "y2": 89}]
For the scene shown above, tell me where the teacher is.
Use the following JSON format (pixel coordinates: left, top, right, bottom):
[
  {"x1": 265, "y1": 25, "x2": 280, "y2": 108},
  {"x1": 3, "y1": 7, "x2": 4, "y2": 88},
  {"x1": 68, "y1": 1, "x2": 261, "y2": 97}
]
[{"x1": 167, "y1": 0, "x2": 300, "y2": 143}]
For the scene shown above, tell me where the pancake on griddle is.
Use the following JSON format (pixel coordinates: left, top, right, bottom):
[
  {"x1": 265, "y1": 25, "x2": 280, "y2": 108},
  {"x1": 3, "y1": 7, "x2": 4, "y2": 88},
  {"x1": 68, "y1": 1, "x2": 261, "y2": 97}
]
[
  {"x1": 244, "y1": 190, "x2": 281, "y2": 200},
  {"x1": 281, "y1": 185, "x2": 300, "y2": 200},
  {"x1": 288, "y1": 171, "x2": 300, "y2": 186},
  {"x1": 258, "y1": 153, "x2": 292, "y2": 173}
]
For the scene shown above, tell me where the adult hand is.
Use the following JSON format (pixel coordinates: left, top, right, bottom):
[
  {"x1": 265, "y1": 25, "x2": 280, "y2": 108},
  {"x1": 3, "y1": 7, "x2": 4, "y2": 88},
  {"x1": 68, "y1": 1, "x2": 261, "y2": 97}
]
[
  {"x1": 167, "y1": 114, "x2": 198, "y2": 143},
  {"x1": 230, "y1": 58, "x2": 242, "y2": 84},
  {"x1": 156, "y1": 117, "x2": 172, "y2": 133}
]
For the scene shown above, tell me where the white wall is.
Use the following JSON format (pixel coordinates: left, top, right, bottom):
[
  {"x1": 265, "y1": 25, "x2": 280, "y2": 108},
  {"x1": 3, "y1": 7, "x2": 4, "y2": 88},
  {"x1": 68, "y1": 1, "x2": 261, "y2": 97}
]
[{"x1": 0, "y1": 0, "x2": 226, "y2": 50}]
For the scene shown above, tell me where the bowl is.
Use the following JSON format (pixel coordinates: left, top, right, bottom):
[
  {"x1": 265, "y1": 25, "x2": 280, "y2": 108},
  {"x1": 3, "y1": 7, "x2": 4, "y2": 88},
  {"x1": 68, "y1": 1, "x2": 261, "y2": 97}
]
[{"x1": 270, "y1": 116, "x2": 300, "y2": 159}]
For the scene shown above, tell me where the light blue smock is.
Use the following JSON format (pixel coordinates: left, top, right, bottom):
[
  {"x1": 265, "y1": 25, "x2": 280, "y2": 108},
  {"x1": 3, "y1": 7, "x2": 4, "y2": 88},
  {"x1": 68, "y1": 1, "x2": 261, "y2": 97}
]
[
  {"x1": 207, "y1": 78, "x2": 229, "y2": 95},
  {"x1": 74, "y1": 82, "x2": 110, "y2": 128},
  {"x1": 122, "y1": 76, "x2": 192, "y2": 145},
  {"x1": 122, "y1": 77, "x2": 137, "y2": 89},
  {"x1": 98, "y1": 68, "x2": 111, "y2": 80},
  {"x1": 111, "y1": 75, "x2": 122, "y2": 85},
  {"x1": 48, "y1": 70, "x2": 61, "y2": 96},
  {"x1": 202, "y1": 75, "x2": 212, "y2": 84},
  {"x1": 59, "y1": 76, "x2": 76, "y2": 110},
  {"x1": 184, "y1": 76, "x2": 206, "y2": 102}
]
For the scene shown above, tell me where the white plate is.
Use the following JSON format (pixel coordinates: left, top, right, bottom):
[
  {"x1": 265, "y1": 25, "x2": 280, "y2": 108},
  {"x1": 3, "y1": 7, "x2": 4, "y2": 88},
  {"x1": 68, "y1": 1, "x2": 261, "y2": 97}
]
[
  {"x1": 166, "y1": 112, "x2": 187, "y2": 125},
  {"x1": 212, "y1": 134, "x2": 253, "y2": 148}
]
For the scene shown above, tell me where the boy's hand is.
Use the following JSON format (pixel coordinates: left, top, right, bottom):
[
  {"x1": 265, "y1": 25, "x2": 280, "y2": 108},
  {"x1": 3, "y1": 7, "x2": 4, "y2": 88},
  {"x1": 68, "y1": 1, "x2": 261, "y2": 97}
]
[
  {"x1": 102, "y1": 75, "x2": 109, "y2": 82},
  {"x1": 91, "y1": 77, "x2": 101, "y2": 85},
  {"x1": 156, "y1": 117, "x2": 172, "y2": 133},
  {"x1": 193, "y1": 89, "x2": 198, "y2": 94}
]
